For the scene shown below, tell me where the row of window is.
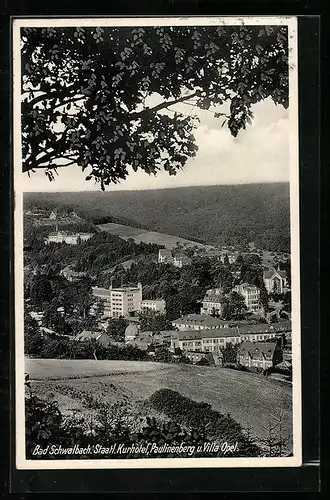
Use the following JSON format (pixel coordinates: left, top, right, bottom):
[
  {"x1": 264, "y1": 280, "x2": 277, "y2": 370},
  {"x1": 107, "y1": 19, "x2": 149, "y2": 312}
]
[
  {"x1": 241, "y1": 334, "x2": 275, "y2": 340},
  {"x1": 181, "y1": 334, "x2": 276, "y2": 346}
]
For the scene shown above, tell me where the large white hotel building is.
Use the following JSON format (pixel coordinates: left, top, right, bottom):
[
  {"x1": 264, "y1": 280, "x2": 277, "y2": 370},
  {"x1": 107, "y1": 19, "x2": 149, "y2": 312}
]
[{"x1": 92, "y1": 283, "x2": 143, "y2": 318}]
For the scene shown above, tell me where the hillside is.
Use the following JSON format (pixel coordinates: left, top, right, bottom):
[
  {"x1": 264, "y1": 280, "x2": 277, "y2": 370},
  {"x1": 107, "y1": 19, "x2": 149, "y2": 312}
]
[
  {"x1": 24, "y1": 183, "x2": 290, "y2": 252},
  {"x1": 26, "y1": 358, "x2": 293, "y2": 453}
]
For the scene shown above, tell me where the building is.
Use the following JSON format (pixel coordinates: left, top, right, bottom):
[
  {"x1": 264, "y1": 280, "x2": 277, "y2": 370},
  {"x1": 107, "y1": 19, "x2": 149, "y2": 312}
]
[
  {"x1": 74, "y1": 330, "x2": 112, "y2": 348},
  {"x1": 239, "y1": 324, "x2": 277, "y2": 342},
  {"x1": 158, "y1": 249, "x2": 191, "y2": 267},
  {"x1": 200, "y1": 288, "x2": 224, "y2": 316},
  {"x1": 170, "y1": 321, "x2": 291, "y2": 351},
  {"x1": 220, "y1": 252, "x2": 237, "y2": 264},
  {"x1": 204, "y1": 248, "x2": 223, "y2": 260},
  {"x1": 263, "y1": 269, "x2": 288, "y2": 294},
  {"x1": 92, "y1": 283, "x2": 143, "y2": 318},
  {"x1": 172, "y1": 314, "x2": 232, "y2": 331},
  {"x1": 126, "y1": 330, "x2": 171, "y2": 351},
  {"x1": 173, "y1": 254, "x2": 192, "y2": 268},
  {"x1": 241, "y1": 321, "x2": 291, "y2": 340},
  {"x1": 184, "y1": 350, "x2": 223, "y2": 366},
  {"x1": 170, "y1": 328, "x2": 241, "y2": 353},
  {"x1": 49, "y1": 210, "x2": 57, "y2": 220},
  {"x1": 237, "y1": 341, "x2": 283, "y2": 370},
  {"x1": 141, "y1": 299, "x2": 166, "y2": 314},
  {"x1": 158, "y1": 249, "x2": 173, "y2": 264},
  {"x1": 44, "y1": 232, "x2": 93, "y2": 245},
  {"x1": 233, "y1": 283, "x2": 260, "y2": 312},
  {"x1": 61, "y1": 266, "x2": 87, "y2": 282}
]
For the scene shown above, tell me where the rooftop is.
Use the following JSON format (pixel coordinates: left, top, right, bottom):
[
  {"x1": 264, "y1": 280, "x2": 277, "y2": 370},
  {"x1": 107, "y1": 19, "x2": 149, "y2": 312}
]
[
  {"x1": 172, "y1": 329, "x2": 241, "y2": 340},
  {"x1": 238, "y1": 341, "x2": 277, "y2": 358},
  {"x1": 235, "y1": 283, "x2": 259, "y2": 291},
  {"x1": 263, "y1": 269, "x2": 287, "y2": 279},
  {"x1": 74, "y1": 330, "x2": 104, "y2": 341},
  {"x1": 239, "y1": 321, "x2": 291, "y2": 334},
  {"x1": 202, "y1": 294, "x2": 224, "y2": 303},
  {"x1": 172, "y1": 314, "x2": 231, "y2": 327}
]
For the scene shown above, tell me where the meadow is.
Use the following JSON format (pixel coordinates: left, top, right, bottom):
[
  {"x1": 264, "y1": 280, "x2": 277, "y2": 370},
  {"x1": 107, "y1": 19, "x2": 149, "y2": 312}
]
[
  {"x1": 96, "y1": 223, "x2": 210, "y2": 249},
  {"x1": 26, "y1": 358, "x2": 293, "y2": 451}
]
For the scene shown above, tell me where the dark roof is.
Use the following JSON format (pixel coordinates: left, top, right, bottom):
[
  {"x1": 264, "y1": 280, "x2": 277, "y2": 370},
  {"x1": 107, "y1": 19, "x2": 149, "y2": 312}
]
[
  {"x1": 234, "y1": 283, "x2": 259, "y2": 292},
  {"x1": 172, "y1": 314, "x2": 230, "y2": 327},
  {"x1": 263, "y1": 269, "x2": 287, "y2": 279},
  {"x1": 75, "y1": 330, "x2": 98, "y2": 340},
  {"x1": 239, "y1": 322, "x2": 291, "y2": 334},
  {"x1": 173, "y1": 329, "x2": 240, "y2": 340},
  {"x1": 172, "y1": 322, "x2": 291, "y2": 340},
  {"x1": 238, "y1": 341, "x2": 277, "y2": 359},
  {"x1": 202, "y1": 294, "x2": 224, "y2": 303}
]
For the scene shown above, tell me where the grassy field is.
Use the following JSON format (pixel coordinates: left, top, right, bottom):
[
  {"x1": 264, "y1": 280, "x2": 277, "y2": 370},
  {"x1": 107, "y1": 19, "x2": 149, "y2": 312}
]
[
  {"x1": 26, "y1": 358, "x2": 293, "y2": 451},
  {"x1": 97, "y1": 223, "x2": 211, "y2": 249}
]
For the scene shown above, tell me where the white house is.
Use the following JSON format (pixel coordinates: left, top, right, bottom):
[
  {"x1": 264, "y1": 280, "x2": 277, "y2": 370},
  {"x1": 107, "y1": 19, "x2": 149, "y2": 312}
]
[
  {"x1": 141, "y1": 299, "x2": 166, "y2": 313},
  {"x1": 45, "y1": 232, "x2": 93, "y2": 245},
  {"x1": 233, "y1": 283, "x2": 260, "y2": 312},
  {"x1": 200, "y1": 288, "x2": 224, "y2": 316},
  {"x1": 158, "y1": 249, "x2": 173, "y2": 264},
  {"x1": 170, "y1": 329, "x2": 241, "y2": 354},
  {"x1": 173, "y1": 254, "x2": 192, "y2": 268}
]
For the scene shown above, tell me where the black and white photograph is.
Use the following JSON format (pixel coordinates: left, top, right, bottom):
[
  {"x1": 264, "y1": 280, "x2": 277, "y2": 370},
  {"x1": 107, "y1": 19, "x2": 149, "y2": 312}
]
[{"x1": 13, "y1": 16, "x2": 301, "y2": 469}]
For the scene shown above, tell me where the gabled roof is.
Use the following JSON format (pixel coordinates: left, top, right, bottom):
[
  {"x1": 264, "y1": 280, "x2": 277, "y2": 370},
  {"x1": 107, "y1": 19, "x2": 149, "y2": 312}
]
[
  {"x1": 202, "y1": 294, "x2": 224, "y2": 303},
  {"x1": 263, "y1": 269, "x2": 287, "y2": 280},
  {"x1": 234, "y1": 283, "x2": 259, "y2": 292},
  {"x1": 238, "y1": 341, "x2": 277, "y2": 359},
  {"x1": 75, "y1": 330, "x2": 103, "y2": 341}
]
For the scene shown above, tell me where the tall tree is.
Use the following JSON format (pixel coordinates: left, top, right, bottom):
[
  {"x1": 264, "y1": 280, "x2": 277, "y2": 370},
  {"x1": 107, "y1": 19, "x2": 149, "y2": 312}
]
[
  {"x1": 21, "y1": 25, "x2": 288, "y2": 188},
  {"x1": 106, "y1": 318, "x2": 129, "y2": 341},
  {"x1": 222, "y1": 291, "x2": 246, "y2": 320}
]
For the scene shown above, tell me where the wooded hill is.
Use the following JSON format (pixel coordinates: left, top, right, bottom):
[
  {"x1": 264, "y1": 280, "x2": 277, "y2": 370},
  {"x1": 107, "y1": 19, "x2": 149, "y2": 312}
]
[{"x1": 24, "y1": 183, "x2": 290, "y2": 252}]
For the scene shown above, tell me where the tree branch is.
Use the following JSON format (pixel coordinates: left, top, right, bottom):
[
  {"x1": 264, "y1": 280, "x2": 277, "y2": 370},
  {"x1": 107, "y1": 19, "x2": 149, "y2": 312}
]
[
  {"x1": 130, "y1": 91, "x2": 198, "y2": 119},
  {"x1": 23, "y1": 91, "x2": 85, "y2": 111}
]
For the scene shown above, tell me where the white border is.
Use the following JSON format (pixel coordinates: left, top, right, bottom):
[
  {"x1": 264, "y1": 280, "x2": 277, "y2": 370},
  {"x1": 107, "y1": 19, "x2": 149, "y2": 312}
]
[{"x1": 14, "y1": 16, "x2": 301, "y2": 470}]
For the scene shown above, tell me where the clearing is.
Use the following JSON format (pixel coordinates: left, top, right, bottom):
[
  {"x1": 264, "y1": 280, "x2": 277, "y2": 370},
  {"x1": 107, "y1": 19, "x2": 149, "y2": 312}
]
[{"x1": 96, "y1": 223, "x2": 211, "y2": 250}]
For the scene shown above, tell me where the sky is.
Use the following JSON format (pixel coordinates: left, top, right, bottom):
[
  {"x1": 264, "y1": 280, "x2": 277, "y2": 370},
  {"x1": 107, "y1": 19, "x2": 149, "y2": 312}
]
[{"x1": 22, "y1": 96, "x2": 289, "y2": 192}]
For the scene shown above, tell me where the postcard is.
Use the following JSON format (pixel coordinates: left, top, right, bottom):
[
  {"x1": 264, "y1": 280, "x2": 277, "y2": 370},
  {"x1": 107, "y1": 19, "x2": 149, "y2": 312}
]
[{"x1": 13, "y1": 16, "x2": 301, "y2": 469}]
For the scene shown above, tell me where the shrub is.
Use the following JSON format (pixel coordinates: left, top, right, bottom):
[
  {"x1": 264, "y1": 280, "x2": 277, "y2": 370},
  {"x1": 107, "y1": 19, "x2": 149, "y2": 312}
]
[{"x1": 148, "y1": 389, "x2": 261, "y2": 457}]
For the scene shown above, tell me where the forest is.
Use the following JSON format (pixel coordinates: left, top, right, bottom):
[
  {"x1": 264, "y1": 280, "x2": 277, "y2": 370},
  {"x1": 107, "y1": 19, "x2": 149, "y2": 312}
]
[{"x1": 24, "y1": 183, "x2": 290, "y2": 252}]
